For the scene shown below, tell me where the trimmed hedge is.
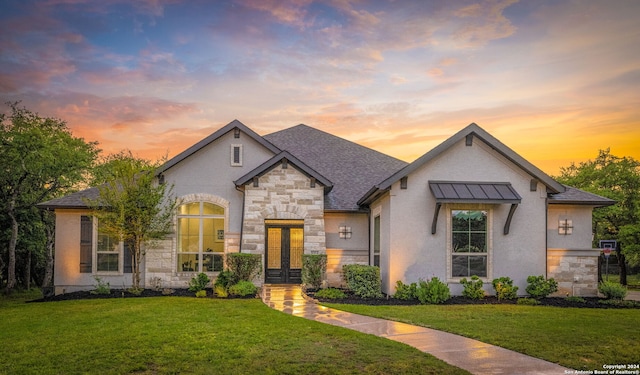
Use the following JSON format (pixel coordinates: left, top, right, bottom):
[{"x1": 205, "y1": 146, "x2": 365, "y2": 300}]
[
  {"x1": 342, "y1": 264, "x2": 382, "y2": 298},
  {"x1": 226, "y1": 253, "x2": 262, "y2": 282},
  {"x1": 302, "y1": 254, "x2": 327, "y2": 289}
]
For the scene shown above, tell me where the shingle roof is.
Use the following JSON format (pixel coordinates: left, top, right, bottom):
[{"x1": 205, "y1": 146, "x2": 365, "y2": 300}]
[
  {"x1": 38, "y1": 187, "x2": 100, "y2": 209},
  {"x1": 264, "y1": 125, "x2": 408, "y2": 210},
  {"x1": 548, "y1": 185, "x2": 616, "y2": 206}
]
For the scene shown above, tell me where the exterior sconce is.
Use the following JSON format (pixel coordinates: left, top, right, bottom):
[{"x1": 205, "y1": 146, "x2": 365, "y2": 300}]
[
  {"x1": 558, "y1": 219, "x2": 573, "y2": 235},
  {"x1": 339, "y1": 226, "x2": 352, "y2": 239}
]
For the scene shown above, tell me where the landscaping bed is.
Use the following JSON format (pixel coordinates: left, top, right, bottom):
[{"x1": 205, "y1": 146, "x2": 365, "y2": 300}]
[
  {"x1": 29, "y1": 288, "x2": 255, "y2": 302},
  {"x1": 305, "y1": 289, "x2": 640, "y2": 308}
]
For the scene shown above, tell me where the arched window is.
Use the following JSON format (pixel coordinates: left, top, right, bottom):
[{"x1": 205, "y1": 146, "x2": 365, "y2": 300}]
[{"x1": 177, "y1": 202, "x2": 225, "y2": 272}]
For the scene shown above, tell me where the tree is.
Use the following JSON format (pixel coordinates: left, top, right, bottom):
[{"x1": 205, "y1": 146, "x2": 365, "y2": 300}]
[
  {"x1": 85, "y1": 151, "x2": 176, "y2": 291},
  {"x1": 0, "y1": 103, "x2": 99, "y2": 293},
  {"x1": 556, "y1": 149, "x2": 640, "y2": 285}
]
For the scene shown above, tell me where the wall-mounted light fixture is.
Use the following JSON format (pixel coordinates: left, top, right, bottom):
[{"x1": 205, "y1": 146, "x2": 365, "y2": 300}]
[
  {"x1": 558, "y1": 219, "x2": 573, "y2": 235},
  {"x1": 339, "y1": 226, "x2": 352, "y2": 239}
]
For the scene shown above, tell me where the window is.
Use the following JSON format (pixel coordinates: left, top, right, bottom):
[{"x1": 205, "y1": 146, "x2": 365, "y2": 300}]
[
  {"x1": 96, "y1": 220, "x2": 121, "y2": 272},
  {"x1": 231, "y1": 144, "x2": 242, "y2": 166},
  {"x1": 177, "y1": 202, "x2": 225, "y2": 272},
  {"x1": 79, "y1": 216, "x2": 130, "y2": 274},
  {"x1": 373, "y1": 215, "x2": 380, "y2": 267},
  {"x1": 451, "y1": 210, "x2": 488, "y2": 278}
]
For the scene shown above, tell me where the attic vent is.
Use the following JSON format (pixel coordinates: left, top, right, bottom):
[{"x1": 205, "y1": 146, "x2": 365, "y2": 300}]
[
  {"x1": 400, "y1": 176, "x2": 408, "y2": 189},
  {"x1": 465, "y1": 134, "x2": 473, "y2": 146}
]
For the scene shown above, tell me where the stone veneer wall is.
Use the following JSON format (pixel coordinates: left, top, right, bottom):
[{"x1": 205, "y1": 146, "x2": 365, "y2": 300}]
[
  {"x1": 547, "y1": 249, "x2": 600, "y2": 296},
  {"x1": 241, "y1": 164, "x2": 326, "y2": 284}
]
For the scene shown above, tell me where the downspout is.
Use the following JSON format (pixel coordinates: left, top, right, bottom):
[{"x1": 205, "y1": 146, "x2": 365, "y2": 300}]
[
  {"x1": 366, "y1": 209, "x2": 371, "y2": 265},
  {"x1": 545, "y1": 194, "x2": 549, "y2": 279},
  {"x1": 235, "y1": 185, "x2": 246, "y2": 254}
]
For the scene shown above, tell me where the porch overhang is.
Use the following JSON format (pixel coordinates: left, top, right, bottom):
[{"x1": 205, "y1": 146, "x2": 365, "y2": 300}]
[{"x1": 429, "y1": 181, "x2": 522, "y2": 235}]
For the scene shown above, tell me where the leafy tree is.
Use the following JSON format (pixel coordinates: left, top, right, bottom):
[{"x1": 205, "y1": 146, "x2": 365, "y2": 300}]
[
  {"x1": 85, "y1": 151, "x2": 176, "y2": 291},
  {"x1": 0, "y1": 103, "x2": 98, "y2": 293},
  {"x1": 556, "y1": 149, "x2": 640, "y2": 284}
]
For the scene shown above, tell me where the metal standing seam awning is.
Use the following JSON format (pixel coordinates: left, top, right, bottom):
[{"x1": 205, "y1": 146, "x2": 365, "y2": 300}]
[{"x1": 428, "y1": 181, "x2": 522, "y2": 235}]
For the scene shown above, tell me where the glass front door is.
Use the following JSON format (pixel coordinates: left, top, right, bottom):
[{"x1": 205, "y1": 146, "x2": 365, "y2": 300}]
[{"x1": 265, "y1": 221, "x2": 303, "y2": 284}]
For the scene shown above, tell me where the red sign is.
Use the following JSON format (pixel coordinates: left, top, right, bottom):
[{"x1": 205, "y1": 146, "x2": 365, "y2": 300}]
[{"x1": 603, "y1": 248, "x2": 612, "y2": 257}]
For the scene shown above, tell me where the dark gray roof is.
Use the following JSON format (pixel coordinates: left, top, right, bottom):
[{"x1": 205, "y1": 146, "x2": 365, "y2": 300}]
[
  {"x1": 157, "y1": 119, "x2": 281, "y2": 174},
  {"x1": 234, "y1": 151, "x2": 333, "y2": 192},
  {"x1": 549, "y1": 185, "x2": 616, "y2": 206},
  {"x1": 38, "y1": 187, "x2": 100, "y2": 209},
  {"x1": 264, "y1": 125, "x2": 408, "y2": 210},
  {"x1": 359, "y1": 123, "x2": 566, "y2": 205},
  {"x1": 429, "y1": 181, "x2": 522, "y2": 204}
]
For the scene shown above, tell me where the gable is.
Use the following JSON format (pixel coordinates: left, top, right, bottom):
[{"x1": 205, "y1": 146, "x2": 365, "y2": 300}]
[
  {"x1": 158, "y1": 120, "x2": 280, "y2": 174},
  {"x1": 359, "y1": 123, "x2": 565, "y2": 206},
  {"x1": 234, "y1": 151, "x2": 333, "y2": 192}
]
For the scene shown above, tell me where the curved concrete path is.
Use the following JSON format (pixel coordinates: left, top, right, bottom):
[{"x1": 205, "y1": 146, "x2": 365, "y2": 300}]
[{"x1": 262, "y1": 285, "x2": 569, "y2": 375}]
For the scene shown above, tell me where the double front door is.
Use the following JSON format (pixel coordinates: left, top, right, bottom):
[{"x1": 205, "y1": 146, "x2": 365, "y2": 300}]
[{"x1": 265, "y1": 220, "x2": 303, "y2": 284}]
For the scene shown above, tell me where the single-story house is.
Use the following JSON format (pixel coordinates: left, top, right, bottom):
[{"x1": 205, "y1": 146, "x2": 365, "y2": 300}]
[{"x1": 40, "y1": 121, "x2": 614, "y2": 296}]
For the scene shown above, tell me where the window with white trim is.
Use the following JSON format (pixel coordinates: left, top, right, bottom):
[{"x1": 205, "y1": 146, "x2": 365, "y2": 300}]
[
  {"x1": 451, "y1": 210, "x2": 488, "y2": 278},
  {"x1": 96, "y1": 221, "x2": 121, "y2": 272},
  {"x1": 177, "y1": 202, "x2": 225, "y2": 272}
]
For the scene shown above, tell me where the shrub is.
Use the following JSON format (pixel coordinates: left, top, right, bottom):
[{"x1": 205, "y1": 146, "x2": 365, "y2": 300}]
[
  {"x1": 598, "y1": 281, "x2": 627, "y2": 300},
  {"x1": 90, "y1": 277, "x2": 111, "y2": 295},
  {"x1": 525, "y1": 275, "x2": 558, "y2": 299},
  {"x1": 315, "y1": 288, "x2": 346, "y2": 299},
  {"x1": 214, "y1": 270, "x2": 236, "y2": 289},
  {"x1": 188, "y1": 273, "x2": 211, "y2": 292},
  {"x1": 302, "y1": 254, "x2": 327, "y2": 289},
  {"x1": 566, "y1": 296, "x2": 586, "y2": 303},
  {"x1": 416, "y1": 277, "x2": 450, "y2": 304},
  {"x1": 214, "y1": 285, "x2": 228, "y2": 298},
  {"x1": 226, "y1": 253, "x2": 262, "y2": 282},
  {"x1": 342, "y1": 264, "x2": 383, "y2": 298},
  {"x1": 492, "y1": 277, "x2": 519, "y2": 300},
  {"x1": 195, "y1": 290, "x2": 207, "y2": 298},
  {"x1": 228, "y1": 280, "x2": 258, "y2": 297},
  {"x1": 460, "y1": 275, "x2": 485, "y2": 300},
  {"x1": 393, "y1": 280, "x2": 418, "y2": 300},
  {"x1": 517, "y1": 297, "x2": 540, "y2": 306}
]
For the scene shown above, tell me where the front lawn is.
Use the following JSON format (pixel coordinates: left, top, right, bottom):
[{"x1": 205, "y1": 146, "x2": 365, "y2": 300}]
[
  {"x1": 0, "y1": 294, "x2": 467, "y2": 375},
  {"x1": 324, "y1": 303, "x2": 640, "y2": 371}
]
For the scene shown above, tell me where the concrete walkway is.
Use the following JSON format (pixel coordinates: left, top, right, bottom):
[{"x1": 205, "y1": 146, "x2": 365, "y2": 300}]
[{"x1": 262, "y1": 285, "x2": 569, "y2": 375}]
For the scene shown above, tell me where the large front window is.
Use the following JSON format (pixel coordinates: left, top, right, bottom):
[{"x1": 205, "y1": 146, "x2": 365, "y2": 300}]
[
  {"x1": 451, "y1": 210, "x2": 487, "y2": 277},
  {"x1": 177, "y1": 202, "x2": 225, "y2": 272}
]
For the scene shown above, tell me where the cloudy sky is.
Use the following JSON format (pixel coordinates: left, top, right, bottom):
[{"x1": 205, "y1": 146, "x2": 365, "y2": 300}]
[{"x1": 1, "y1": 0, "x2": 638, "y2": 175}]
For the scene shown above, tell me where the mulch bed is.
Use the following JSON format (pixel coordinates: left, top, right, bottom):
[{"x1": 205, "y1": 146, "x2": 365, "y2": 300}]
[
  {"x1": 28, "y1": 288, "x2": 246, "y2": 302},
  {"x1": 29, "y1": 288, "x2": 639, "y2": 308}
]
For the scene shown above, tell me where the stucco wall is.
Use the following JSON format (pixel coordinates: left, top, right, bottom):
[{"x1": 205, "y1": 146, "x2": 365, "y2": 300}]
[
  {"x1": 547, "y1": 205, "x2": 599, "y2": 296},
  {"x1": 383, "y1": 138, "x2": 549, "y2": 295},
  {"x1": 325, "y1": 212, "x2": 369, "y2": 286},
  {"x1": 53, "y1": 209, "x2": 136, "y2": 294}
]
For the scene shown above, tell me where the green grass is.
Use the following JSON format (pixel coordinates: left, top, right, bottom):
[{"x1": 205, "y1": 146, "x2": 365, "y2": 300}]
[
  {"x1": 0, "y1": 295, "x2": 467, "y2": 375},
  {"x1": 324, "y1": 303, "x2": 640, "y2": 371}
]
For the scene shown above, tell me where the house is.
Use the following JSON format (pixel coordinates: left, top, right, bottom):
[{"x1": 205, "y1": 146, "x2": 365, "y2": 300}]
[{"x1": 40, "y1": 121, "x2": 614, "y2": 296}]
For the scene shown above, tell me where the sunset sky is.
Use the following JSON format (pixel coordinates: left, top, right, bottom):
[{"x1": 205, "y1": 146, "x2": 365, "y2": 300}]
[{"x1": 1, "y1": 0, "x2": 638, "y2": 175}]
